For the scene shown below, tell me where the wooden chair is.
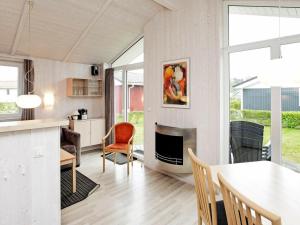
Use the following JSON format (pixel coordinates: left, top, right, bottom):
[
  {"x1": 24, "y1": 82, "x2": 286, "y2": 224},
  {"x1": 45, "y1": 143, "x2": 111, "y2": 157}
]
[
  {"x1": 188, "y1": 148, "x2": 227, "y2": 225},
  {"x1": 217, "y1": 173, "x2": 281, "y2": 225},
  {"x1": 102, "y1": 122, "x2": 135, "y2": 175}
]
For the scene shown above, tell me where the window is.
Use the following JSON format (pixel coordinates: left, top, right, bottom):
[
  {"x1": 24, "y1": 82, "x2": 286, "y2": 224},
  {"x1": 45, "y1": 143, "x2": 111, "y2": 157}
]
[
  {"x1": 229, "y1": 6, "x2": 300, "y2": 45},
  {"x1": 112, "y1": 38, "x2": 144, "y2": 67},
  {"x1": 112, "y1": 38, "x2": 144, "y2": 157},
  {"x1": 0, "y1": 61, "x2": 22, "y2": 118},
  {"x1": 225, "y1": 2, "x2": 300, "y2": 168}
]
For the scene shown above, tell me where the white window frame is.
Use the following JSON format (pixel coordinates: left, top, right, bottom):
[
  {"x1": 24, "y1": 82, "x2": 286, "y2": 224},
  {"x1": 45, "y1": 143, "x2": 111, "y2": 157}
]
[
  {"x1": 0, "y1": 60, "x2": 23, "y2": 120},
  {"x1": 113, "y1": 62, "x2": 144, "y2": 122},
  {"x1": 299, "y1": 88, "x2": 300, "y2": 107},
  {"x1": 111, "y1": 37, "x2": 144, "y2": 68},
  {"x1": 221, "y1": 1, "x2": 300, "y2": 164}
]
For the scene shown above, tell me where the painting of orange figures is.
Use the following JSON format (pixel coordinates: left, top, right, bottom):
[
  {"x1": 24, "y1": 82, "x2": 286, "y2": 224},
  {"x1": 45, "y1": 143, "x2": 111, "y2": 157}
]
[{"x1": 162, "y1": 58, "x2": 189, "y2": 108}]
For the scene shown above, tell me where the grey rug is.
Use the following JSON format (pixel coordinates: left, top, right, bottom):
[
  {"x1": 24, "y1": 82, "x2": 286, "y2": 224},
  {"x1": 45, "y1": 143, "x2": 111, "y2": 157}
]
[
  {"x1": 102, "y1": 153, "x2": 137, "y2": 165},
  {"x1": 134, "y1": 149, "x2": 144, "y2": 155},
  {"x1": 61, "y1": 169, "x2": 100, "y2": 209}
]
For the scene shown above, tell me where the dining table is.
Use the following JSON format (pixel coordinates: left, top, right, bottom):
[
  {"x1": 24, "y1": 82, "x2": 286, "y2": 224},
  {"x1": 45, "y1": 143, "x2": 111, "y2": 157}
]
[{"x1": 210, "y1": 161, "x2": 300, "y2": 225}]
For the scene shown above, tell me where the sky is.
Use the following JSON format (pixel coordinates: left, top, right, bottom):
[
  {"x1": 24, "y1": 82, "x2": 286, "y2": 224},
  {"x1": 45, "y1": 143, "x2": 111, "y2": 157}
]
[
  {"x1": 229, "y1": 9, "x2": 300, "y2": 87},
  {"x1": 0, "y1": 66, "x2": 18, "y2": 81}
]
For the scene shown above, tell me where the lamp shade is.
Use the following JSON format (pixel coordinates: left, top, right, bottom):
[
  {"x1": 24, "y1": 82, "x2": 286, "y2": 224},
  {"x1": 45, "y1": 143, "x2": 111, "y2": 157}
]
[{"x1": 16, "y1": 94, "x2": 42, "y2": 109}]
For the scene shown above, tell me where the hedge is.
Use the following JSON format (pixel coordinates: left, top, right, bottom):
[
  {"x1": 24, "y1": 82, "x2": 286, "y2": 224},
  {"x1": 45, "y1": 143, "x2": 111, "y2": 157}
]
[
  {"x1": 282, "y1": 112, "x2": 300, "y2": 128},
  {"x1": 0, "y1": 102, "x2": 18, "y2": 114},
  {"x1": 230, "y1": 109, "x2": 300, "y2": 128}
]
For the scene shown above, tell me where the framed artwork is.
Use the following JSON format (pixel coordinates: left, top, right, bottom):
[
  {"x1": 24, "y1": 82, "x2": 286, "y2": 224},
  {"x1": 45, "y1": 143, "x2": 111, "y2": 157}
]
[{"x1": 162, "y1": 58, "x2": 190, "y2": 108}]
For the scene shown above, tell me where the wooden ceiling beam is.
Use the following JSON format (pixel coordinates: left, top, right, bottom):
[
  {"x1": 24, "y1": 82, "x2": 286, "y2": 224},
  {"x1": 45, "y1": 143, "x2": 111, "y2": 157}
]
[
  {"x1": 151, "y1": 0, "x2": 181, "y2": 11},
  {"x1": 63, "y1": 0, "x2": 114, "y2": 62},
  {"x1": 11, "y1": 0, "x2": 28, "y2": 55}
]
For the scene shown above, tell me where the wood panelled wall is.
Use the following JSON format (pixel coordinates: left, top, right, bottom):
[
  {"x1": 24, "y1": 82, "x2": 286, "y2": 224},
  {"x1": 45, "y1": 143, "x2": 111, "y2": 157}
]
[
  {"x1": 144, "y1": 0, "x2": 222, "y2": 171},
  {"x1": 34, "y1": 58, "x2": 104, "y2": 119}
]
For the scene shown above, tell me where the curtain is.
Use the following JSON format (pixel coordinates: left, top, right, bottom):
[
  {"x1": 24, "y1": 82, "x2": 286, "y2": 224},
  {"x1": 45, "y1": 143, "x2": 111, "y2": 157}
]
[
  {"x1": 105, "y1": 68, "x2": 115, "y2": 144},
  {"x1": 21, "y1": 59, "x2": 35, "y2": 120}
]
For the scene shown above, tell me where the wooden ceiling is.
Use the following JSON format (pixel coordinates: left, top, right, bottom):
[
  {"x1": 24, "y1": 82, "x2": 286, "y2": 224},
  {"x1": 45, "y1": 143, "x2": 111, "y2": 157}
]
[{"x1": 0, "y1": 0, "x2": 163, "y2": 64}]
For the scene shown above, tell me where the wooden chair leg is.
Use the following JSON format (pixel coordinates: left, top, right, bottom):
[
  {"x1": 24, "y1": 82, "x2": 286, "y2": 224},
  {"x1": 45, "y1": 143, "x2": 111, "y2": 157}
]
[
  {"x1": 131, "y1": 152, "x2": 134, "y2": 167},
  {"x1": 198, "y1": 217, "x2": 202, "y2": 225},
  {"x1": 103, "y1": 150, "x2": 105, "y2": 173},
  {"x1": 72, "y1": 158, "x2": 76, "y2": 193},
  {"x1": 127, "y1": 153, "x2": 130, "y2": 175}
]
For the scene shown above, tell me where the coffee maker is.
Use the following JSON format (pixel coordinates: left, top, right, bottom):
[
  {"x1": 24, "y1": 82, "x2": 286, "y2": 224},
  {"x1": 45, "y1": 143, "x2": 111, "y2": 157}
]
[{"x1": 78, "y1": 108, "x2": 88, "y2": 120}]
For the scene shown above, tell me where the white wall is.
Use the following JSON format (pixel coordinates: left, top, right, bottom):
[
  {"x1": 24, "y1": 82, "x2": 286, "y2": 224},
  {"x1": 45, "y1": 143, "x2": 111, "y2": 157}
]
[
  {"x1": 144, "y1": 0, "x2": 222, "y2": 170},
  {"x1": 34, "y1": 58, "x2": 104, "y2": 119},
  {"x1": 0, "y1": 127, "x2": 61, "y2": 225}
]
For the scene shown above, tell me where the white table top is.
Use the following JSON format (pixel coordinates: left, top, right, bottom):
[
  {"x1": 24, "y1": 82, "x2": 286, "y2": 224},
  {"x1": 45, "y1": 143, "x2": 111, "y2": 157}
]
[
  {"x1": 0, "y1": 119, "x2": 69, "y2": 133},
  {"x1": 210, "y1": 161, "x2": 300, "y2": 225}
]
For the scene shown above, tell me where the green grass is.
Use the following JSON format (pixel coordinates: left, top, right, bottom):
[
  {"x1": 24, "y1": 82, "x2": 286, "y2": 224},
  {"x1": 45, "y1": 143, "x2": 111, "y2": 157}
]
[
  {"x1": 261, "y1": 126, "x2": 300, "y2": 164},
  {"x1": 116, "y1": 112, "x2": 144, "y2": 145}
]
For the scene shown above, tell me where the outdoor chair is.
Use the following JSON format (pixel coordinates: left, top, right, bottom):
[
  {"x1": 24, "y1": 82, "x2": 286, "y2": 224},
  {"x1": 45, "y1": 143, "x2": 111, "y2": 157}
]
[{"x1": 230, "y1": 121, "x2": 271, "y2": 163}]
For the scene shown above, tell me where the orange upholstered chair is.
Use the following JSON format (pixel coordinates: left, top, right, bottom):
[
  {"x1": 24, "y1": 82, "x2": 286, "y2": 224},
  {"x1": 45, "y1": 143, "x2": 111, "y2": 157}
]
[{"x1": 102, "y1": 122, "x2": 135, "y2": 175}]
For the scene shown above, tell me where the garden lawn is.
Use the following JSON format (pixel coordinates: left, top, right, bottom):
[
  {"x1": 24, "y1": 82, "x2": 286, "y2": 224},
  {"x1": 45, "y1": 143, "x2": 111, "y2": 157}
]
[{"x1": 264, "y1": 126, "x2": 300, "y2": 164}]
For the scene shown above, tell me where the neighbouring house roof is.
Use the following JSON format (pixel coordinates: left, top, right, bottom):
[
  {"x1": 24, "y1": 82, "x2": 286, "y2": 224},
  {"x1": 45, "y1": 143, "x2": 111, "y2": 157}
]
[{"x1": 233, "y1": 76, "x2": 270, "y2": 89}]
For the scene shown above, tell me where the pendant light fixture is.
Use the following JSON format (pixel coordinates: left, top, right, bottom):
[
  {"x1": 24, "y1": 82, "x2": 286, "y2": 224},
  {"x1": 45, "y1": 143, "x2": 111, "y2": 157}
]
[{"x1": 16, "y1": 0, "x2": 41, "y2": 109}]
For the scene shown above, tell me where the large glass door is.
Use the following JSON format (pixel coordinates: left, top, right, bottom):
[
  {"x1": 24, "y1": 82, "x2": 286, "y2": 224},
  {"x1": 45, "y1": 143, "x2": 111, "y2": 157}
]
[
  {"x1": 226, "y1": 4, "x2": 300, "y2": 168},
  {"x1": 114, "y1": 70, "x2": 125, "y2": 122},
  {"x1": 114, "y1": 68, "x2": 144, "y2": 156},
  {"x1": 127, "y1": 69, "x2": 144, "y2": 153},
  {"x1": 278, "y1": 43, "x2": 300, "y2": 168},
  {"x1": 229, "y1": 48, "x2": 272, "y2": 162}
]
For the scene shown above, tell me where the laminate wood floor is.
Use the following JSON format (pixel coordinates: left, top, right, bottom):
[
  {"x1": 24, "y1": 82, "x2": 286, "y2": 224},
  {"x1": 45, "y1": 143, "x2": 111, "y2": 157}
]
[{"x1": 62, "y1": 150, "x2": 197, "y2": 225}]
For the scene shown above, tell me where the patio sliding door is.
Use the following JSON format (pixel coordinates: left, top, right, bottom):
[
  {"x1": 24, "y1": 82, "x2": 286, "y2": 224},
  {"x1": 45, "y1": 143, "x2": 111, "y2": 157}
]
[
  {"x1": 113, "y1": 67, "x2": 144, "y2": 156},
  {"x1": 229, "y1": 48, "x2": 272, "y2": 161},
  {"x1": 278, "y1": 43, "x2": 300, "y2": 169},
  {"x1": 225, "y1": 3, "x2": 300, "y2": 168},
  {"x1": 127, "y1": 69, "x2": 144, "y2": 153},
  {"x1": 114, "y1": 70, "x2": 125, "y2": 122}
]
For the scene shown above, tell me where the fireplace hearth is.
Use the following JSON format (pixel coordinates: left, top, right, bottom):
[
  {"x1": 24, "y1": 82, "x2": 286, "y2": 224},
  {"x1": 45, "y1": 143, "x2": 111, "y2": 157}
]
[{"x1": 155, "y1": 123, "x2": 196, "y2": 173}]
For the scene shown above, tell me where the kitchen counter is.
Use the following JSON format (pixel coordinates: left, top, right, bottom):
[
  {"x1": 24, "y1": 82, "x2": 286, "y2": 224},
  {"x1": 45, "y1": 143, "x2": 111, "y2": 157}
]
[
  {"x1": 0, "y1": 118, "x2": 65, "y2": 225},
  {"x1": 0, "y1": 118, "x2": 69, "y2": 133}
]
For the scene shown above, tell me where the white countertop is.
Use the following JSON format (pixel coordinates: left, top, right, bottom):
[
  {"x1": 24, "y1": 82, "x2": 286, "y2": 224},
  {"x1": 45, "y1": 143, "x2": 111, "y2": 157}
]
[{"x1": 0, "y1": 119, "x2": 69, "y2": 133}]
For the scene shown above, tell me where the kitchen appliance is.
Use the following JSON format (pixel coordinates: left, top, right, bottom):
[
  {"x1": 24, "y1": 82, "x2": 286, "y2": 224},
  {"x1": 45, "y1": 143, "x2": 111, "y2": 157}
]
[
  {"x1": 68, "y1": 111, "x2": 79, "y2": 120},
  {"x1": 78, "y1": 108, "x2": 88, "y2": 120}
]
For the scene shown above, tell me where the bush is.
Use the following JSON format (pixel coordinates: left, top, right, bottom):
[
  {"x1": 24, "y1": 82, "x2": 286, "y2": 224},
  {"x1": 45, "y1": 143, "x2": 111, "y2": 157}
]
[
  {"x1": 128, "y1": 111, "x2": 144, "y2": 124},
  {"x1": 230, "y1": 99, "x2": 241, "y2": 110},
  {"x1": 230, "y1": 109, "x2": 300, "y2": 128},
  {"x1": 282, "y1": 112, "x2": 300, "y2": 128},
  {"x1": 242, "y1": 110, "x2": 271, "y2": 126},
  {"x1": 0, "y1": 102, "x2": 18, "y2": 114}
]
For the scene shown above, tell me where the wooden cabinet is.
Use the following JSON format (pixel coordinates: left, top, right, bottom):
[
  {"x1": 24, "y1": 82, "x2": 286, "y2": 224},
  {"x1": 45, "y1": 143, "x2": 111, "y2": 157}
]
[
  {"x1": 67, "y1": 78, "x2": 103, "y2": 97},
  {"x1": 91, "y1": 119, "x2": 105, "y2": 145},
  {"x1": 71, "y1": 120, "x2": 91, "y2": 147},
  {"x1": 70, "y1": 118, "x2": 105, "y2": 148}
]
